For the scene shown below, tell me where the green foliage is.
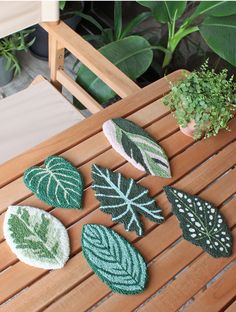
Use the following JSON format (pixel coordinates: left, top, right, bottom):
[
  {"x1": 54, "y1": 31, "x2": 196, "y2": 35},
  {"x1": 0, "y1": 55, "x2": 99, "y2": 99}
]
[
  {"x1": 137, "y1": 1, "x2": 236, "y2": 68},
  {"x1": 0, "y1": 29, "x2": 35, "y2": 76},
  {"x1": 75, "y1": 36, "x2": 153, "y2": 105},
  {"x1": 59, "y1": 0, "x2": 66, "y2": 11},
  {"x1": 163, "y1": 62, "x2": 236, "y2": 139}
]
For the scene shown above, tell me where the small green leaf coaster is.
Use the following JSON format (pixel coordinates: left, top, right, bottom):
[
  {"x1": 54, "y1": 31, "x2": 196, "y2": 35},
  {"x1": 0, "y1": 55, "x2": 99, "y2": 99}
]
[
  {"x1": 24, "y1": 156, "x2": 84, "y2": 209},
  {"x1": 4, "y1": 205, "x2": 70, "y2": 269},
  {"x1": 103, "y1": 118, "x2": 171, "y2": 178},
  {"x1": 82, "y1": 224, "x2": 148, "y2": 294},
  {"x1": 92, "y1": 164, "x2": 164, "y2": 236},
  {"x1": 164, "y1": 186, "x2": 233, "y2": 258}
]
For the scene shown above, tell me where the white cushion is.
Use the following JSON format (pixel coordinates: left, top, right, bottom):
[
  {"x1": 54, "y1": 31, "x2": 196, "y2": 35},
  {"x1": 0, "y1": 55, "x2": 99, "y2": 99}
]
[{"x1": 0, "y1": 79, "x2": 83, "y2": 164}]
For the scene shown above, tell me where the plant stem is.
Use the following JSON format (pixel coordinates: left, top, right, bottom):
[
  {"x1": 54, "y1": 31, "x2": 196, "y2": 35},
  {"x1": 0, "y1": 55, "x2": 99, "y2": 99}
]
[{"x1": 162, "y1": 25, "x2": 199, "y2": 68}]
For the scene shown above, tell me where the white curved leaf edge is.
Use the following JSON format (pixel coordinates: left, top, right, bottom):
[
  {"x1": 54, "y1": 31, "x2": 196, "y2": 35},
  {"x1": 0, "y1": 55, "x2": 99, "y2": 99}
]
[
  {"x1": 4, "y1": 205, "x2": 70, "y2": 270},
  {"x1": 103, "y1": 120, "x2": 144, "y2": 172}
]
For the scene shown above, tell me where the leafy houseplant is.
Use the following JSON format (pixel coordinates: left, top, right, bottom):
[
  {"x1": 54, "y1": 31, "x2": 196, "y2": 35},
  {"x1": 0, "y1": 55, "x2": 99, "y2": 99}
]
[
  {"x1": 0, "y1": 29, "x2": 35, "y2": 86},
  {"x1": 74, "y1": 2, "x2": 165, "y2": 109},
  {"x1": 138, "y1": 1, "x2": 236, "y2": 70},
  {"x1": 163, "y1": 62, "x2": 236, "y2": 140}
]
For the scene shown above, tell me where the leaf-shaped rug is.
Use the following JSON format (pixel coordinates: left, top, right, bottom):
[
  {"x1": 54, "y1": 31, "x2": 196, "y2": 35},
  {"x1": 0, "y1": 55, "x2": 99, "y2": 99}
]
[
  {"x1": 82, "y1": 224, "x2": 148, "y2": 294},
  {"x1": 4, "y1": 205, "x2": 70, "y2": 269},
  {"x1": 103, "y1": 118, "x2": 171, "y2": 178},
  {"x1": 164, "y1": 186, "x2": 233, "y2": 258},
  {"x1": 24, "y1": 156, "x2": 84, "y2": 209},
  {"x1": 92, "y1": 164, "x2": 164, "y2": 236}
]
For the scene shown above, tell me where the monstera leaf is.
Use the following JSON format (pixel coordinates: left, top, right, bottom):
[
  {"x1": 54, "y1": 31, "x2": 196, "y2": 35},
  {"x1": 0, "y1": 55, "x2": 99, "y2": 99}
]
[
  {"x1": 24, "y1": 156, "x2": 84, "y2": 209},
  {"x1": 75, "y1": 35, "x2": 153, "y2": 105},
  {"x1": 164, "y1": 186, "x2": 233, "y2": 258},
  {"x1": 103, "y1": 118, "x2": 171, "y2": 177},
  {"x1": 92, "y1": 165, "x2": 164, "y2": 236},
  {"x1": 4, "y1": 205, "x2": 70, "y2": 269},
  {"x1": 82, "y1": 224, "x2": 148, "y2": 294}
]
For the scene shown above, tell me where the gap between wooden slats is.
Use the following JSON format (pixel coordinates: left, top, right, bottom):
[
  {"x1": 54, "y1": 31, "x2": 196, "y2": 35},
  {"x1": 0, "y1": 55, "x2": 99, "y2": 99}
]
[
  {"x1": 0, "y1": 142, "x2": 232, "y2": 312},
  {"x1": 184, "y1": 261, "x2": 236, "y2": 312},
  {"x1": 0, "y1": 99, "x2": 172, "y2": 213},
  {"x1": 224, "y1": 299, "x2": 236, "y2": 312},
  {"x1": 0, "y1": 70, "x2": 184, "y2": 188}
]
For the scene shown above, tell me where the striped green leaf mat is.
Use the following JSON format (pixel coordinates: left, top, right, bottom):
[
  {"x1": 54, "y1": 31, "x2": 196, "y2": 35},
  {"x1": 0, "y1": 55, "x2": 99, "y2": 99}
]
[
  {"x1": 24, "y1": 156, "x2": 84, "y2": 209},
  {"x1": 4, "y1": 205, "x2": 70, "y2": 269},
  {"x1": 103, "y1": 118, "x2": 171, "y2": 178},
  {"x1": 82, "y1": 224, "x2": 148, "y2": 294},
  {"x1": 164, "y1": 186, "x2": 233, "y2": 258},
  {"x1": 92, "y1": 164, "x2": 164, "y2": 236}
]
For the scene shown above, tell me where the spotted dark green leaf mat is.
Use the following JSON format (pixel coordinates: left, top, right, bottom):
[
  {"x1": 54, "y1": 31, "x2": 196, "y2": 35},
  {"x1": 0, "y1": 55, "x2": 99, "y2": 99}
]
[
  {"x1": 164, "y1": 186, "x2": 233, "y2": 258},
  {"x1": 24, "y1": 156, "x2": 84, "y2": 209},
  {"x1": 92, "y1": 164, "x2": 164, "y2": 236},
  {"x1": 4, "y1": 205, "x2": 70, "y2": 269},
  {"x1": 103, "y1": 118, "x2": 171, "y2": 178},
  {"x1": 82, "y1": 224, "x2": 148, "y2": 294}
]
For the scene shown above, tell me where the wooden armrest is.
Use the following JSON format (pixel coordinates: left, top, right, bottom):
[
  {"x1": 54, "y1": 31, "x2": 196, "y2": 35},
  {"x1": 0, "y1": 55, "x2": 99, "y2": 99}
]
[{"x1": 41, "y1": 21, "x2": 140, "y2": 113}]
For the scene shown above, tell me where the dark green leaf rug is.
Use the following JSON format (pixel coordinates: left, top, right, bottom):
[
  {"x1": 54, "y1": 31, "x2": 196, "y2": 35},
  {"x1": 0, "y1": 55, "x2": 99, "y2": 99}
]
[
  {"x1": 24, "y1": 156, "x2": 84, "y2": 209},
  {"x1": 4, "y1": 205, "x2": 70, "y2": 269},
  {"x1": 164, "y1": 186, "x2": 233, "y2": 258},
  {"x1": 82, "y1": 224, "x2": 148, "y2": 294},
  {"x1": 92, "y1": 164, "x2": 164, "y2": 236},
  {"x1": 103, "y1": 118, "x2": 171, "y2": 178}
]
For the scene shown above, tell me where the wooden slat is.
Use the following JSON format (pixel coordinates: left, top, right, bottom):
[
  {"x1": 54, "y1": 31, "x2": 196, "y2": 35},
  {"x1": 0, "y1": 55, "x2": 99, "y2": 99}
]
[
  {"x1": 56, "y1": 70, "x2": 103, "y2": 113},
  {"x1": 185, "y1": 264, "x2": 236, "y2": 312},
  {"x1": 1, "y1": 143, "x2": 235, "y2": 311},
  {"x1": 225, "y1": 300, "x2": 236, "y2": 312},
  {"x1": 49, "y1": 37, "x2": 64, "y2": 91},
  {"x1": 42, "y1": 21, "x2": 141, "y2": 98},
  {"x1": 0, "y1": 69, "x2": 183, "y2": 187}
]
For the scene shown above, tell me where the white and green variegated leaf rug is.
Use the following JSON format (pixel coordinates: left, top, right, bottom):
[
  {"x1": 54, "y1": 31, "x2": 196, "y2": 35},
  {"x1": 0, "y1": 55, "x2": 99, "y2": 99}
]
[
  {"x1": 24, "y1": 156, "x2": 84, "y2": 209},
  {"x1": 103, "y1": 118, "x2": 171, "y2": 178},
  {"x1": 4, "y1": 206, "x2": 70, "y2": 269},
  {"x1": 82, "y1": 224, "x2": 148, "y2": 294},
  {"x1": 92, "y1": 164, "x2": 164, "y2": 236},
  {"x1": 164, "y1": 186, "x2": 233, "y2": 258}
]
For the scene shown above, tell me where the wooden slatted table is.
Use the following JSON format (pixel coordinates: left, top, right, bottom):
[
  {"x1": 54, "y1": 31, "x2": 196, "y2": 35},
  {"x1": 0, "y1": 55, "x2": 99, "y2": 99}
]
[{"x1": 0, "y1": 70, "x2": 235, "y2": 312}]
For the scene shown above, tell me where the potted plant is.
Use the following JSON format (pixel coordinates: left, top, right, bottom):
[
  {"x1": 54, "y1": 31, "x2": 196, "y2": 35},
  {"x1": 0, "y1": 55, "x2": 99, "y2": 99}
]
[
  {"x1": 0, "y1": 29, "x2": 35, "y2": 86},
  {"x1": 163, "y1": 62, "x2": 236, "y2": 140},
  {"x1": 29, "y1": 1, "x2": 84, "y2": 60}
]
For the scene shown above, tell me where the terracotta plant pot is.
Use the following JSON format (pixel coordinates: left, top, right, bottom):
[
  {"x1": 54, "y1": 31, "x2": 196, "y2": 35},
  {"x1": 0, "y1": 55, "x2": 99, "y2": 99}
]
[{"x1": 179, "y1": 120, "x2": 196, "y2": 138}]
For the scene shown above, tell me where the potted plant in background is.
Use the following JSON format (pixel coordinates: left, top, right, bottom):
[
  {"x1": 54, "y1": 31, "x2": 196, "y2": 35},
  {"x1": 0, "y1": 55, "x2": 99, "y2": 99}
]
[
  {"x1": 29, "y1": 1, "x2": 84, "y2": 60},
  {"x1": 0, "y1": 29, "x2": 35, "y2": 86},
  {"x1": 163, "y1": 62, "x2": 236, "y2": 140},
  {"x1": 73, "y1": 1, "x2": 166, "y2": 110}
]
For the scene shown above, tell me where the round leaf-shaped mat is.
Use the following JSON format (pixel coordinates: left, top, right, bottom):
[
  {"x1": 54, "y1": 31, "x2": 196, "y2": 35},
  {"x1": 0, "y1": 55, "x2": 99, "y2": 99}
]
[
  {"x1": 24, "y1": 156, "x2": 84, "y2": 209},
  {"x1": 4, "y1": 205, "x2": 70, "y2": 269}
]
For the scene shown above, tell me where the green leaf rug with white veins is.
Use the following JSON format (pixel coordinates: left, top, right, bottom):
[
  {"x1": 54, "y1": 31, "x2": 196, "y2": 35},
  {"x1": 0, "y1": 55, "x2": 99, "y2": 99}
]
[
  {"x1": 4, "y1": 206, "x2": 70, "y2": 269},
  {"x1": 82, "y1": 224, "x2": 148, "y2": 294},
  {"x1": 24, "y1": 156, "x2": 84, "y2": 209},
  {"x1": 92, "y1": 164, "x2": 164, "y2": 236},
  {"x1": 103, "y1": 118, "x2": 171, "y2": 178},
  {"x1": 164, "y1": 186, "x2": 233, "y2": 258}
]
